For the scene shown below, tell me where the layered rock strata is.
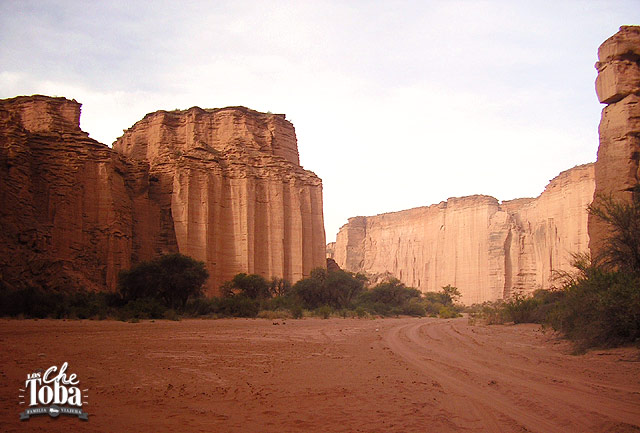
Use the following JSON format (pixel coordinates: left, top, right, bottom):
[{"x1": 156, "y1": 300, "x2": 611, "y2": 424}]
[
  {"x1": 113, "y1": 107, "x2": 326, "y2": 292},
  {"x1": 589, "y1": 26, "x2": 640, "y2": 256},
  {"x1": 0, "y1": 95, "x2": 325, "y2": 295},
  {"x1": 0, "y1": 96, "x2": 135, "y2": 292},
  {"x1": 332, "y1": 164, "x2": 595, "y2": 304}
]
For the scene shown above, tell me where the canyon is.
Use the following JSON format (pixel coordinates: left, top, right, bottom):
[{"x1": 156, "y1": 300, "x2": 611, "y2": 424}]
[
  {"x1": 2, "y1": 26, "x2": 638, "y2": 304},
  {"x1": 329, "y1": 164, "x2": 595, "y2": 304},
  {"x1": 0, "y1": 96, "x2": 325, "y2": 295}
]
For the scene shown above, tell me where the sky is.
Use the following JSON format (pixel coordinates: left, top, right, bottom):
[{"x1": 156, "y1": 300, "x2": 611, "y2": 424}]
[{"x1": 1, "y1": 1, "x2": 638, "y2": 242}]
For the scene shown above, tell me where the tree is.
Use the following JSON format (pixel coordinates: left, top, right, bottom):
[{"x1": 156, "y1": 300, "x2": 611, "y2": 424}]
[
  {"x1": 441, "y1": 285, "x2": 462, "y2": 304},
  {"x1": 359, "y1": 278, "x2": 421, "y2": 306},
  {"x1": 221, "y1": 273, "x2": 270, "y2": 299},
  {"x1": 293, "y1": 268, "x2": 365, "y2": 309},
  {"x1": 588, "y1": 186, "x2": 640, "y2": 276},
  {"x1": 117, "y1": 253, "x2": 208, "y2": 310},
  {"x1": 268, "y1": 277, "x2": 292, "y2": 297}
]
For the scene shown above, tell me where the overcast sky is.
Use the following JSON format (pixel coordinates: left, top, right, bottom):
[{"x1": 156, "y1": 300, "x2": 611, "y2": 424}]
[{"x1": 1, "y1": 1, "x2": 638, "y2": 241}]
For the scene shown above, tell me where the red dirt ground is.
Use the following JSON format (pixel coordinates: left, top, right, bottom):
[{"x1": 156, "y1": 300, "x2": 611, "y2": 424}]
[{"x1": 1, "y1": 317, "x2": 639, "y2": 432}]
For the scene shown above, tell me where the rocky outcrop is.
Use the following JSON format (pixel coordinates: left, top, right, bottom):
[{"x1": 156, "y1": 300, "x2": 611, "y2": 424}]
[
  {"x1": 0, "y1": 96, "x2": 135, "y2": 292},
  {"x1": 0, "y1": 95, "x2": 326, "y2": 295},
  {"x1": 332, "y1": 164, "x2": 595, "y2": 304},
  {"x1": 589, "y1": 26, "x2": 640, "y2": 256},
  {"x1": 113, "y1": 106, "x2": 325, "y2": 293}
]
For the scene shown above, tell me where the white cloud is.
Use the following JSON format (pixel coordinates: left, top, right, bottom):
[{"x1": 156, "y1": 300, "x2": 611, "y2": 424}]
[{"x1": 1, "y1": 0, "x2": 636, "y2": 242}]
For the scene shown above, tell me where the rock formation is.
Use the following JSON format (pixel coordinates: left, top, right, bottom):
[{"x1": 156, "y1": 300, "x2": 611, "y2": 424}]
[
  {"x1": 0, "y1": 96, "x2": 135, "y2": 292},
  {"x1": 0, "y1": 95, "x2": 325, "y2": 295},
  {"x1": 331, "y1": 164, "x2": 595, "y2": 304},
  {"x1": 113, "y1": 106, "x2": 326, "y2": 292},
  {"x1": 589, "y1": 25, "x2": 640, "y2": 256}
]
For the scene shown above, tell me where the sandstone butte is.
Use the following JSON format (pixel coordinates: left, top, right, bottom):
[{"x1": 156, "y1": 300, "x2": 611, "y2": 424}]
[
  {"x1": 0, "y1": 95, "x2": 326, "y2": 295},
  {"x1": 589, "y1": 25, "x2": 640, "y2": 256},
  {"x1": 329, "y1": 164, "x2": 595, "y2": 305}
]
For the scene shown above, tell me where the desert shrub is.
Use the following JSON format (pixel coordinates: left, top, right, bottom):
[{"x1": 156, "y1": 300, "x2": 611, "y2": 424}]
[
  {"x1": 315, "y1": 305, "x2": 334, "y2": 319},
  {"x1": 438, "y1": 305, "x2": 461, "y2": 319},
  {"x1": 0, "y1": 287, "x2": 121, "y2": 319},
  {"x1": 503, "y1": 293, "x2": 543, "y2": 324},
  {"x1": 548, "y1": 266, "x2": 640, "y2": 350},
  {"x1": 118, "y1": 297, "x2": 168, "y2": 321},
  {"x1": 117, "y1": 253, "x2": 208, "y2": 310},
  {"x1": 183, "y1": 297, "x2": 216, "y2": 316},
  {"x1": 358, "y1": 278, "x2": 421, "y2": 306},
  {"x1": 544, "y1": 187, "x2": 640, "y2": 349},
  {"x1": 163, "y1": 309, "x2": 181, "y2": 321},
  {"x1": 402, "y1": 298, "x2": 427, "y2": 317},
  {"x1": 260, "y1": 294, "x2": 299, "y2": 311},
  {"x1": 221, "y1": 273, "x2": 270, "y2": 299},
  {"x1": 290, "y1": 304, "x2": 304, "y2": 319},
  {"x1": 257, "y1": 310, "x2": 291, "y2": 320},
  {"x1": 422, "y1": 285, "x2": 463, "y2": 317},
  {"x1": 293, "y1": 268, "x2": 365, "y2": 310},
  {"x1": 588, "y1": 187, "x2": 640, "y2": 275},
  {"x1": 355, "y1": 306, "x2": 368, "y2": 318},
  {"x1": 212, "y1": 296, "x2": 260, "y2": 318},
  {"x1": 269, "y1": 277, "x2": 292, "y2": 297},
  {"x1": 469, "y1": 301, "x2": 508, "y2": 324}
]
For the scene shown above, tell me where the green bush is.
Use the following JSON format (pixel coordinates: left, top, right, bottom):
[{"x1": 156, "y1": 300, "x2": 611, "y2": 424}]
[
  {"x1": 221, "y1": 273, "x2": 270, "y2": 299},
  {"x1": 212, "y1": 296, "x2": 260, "y2": 318},
  {"x1": 402, "y1": 298, "x2": 426, "y2": 317},
  {"x1": 293, "y1": 268, "x2": 365, "y2": 310},
  {"x1": 290, "y1": 304, "x2": 304, "y2": 319},
  {"x1": 358, "y1": 278, "x2": 421, "y2": 306},
  {"x1": 315, "y1": 305, "x2": 334, "y2": 319},
  {"x1": 548, "y1": 268, "x2": 640, "y2": 350},
  {"x1": 118, "y1": 253, "x2": 208, "y2": 310},
  {"x1": 183, "y1": 297, "x2": 216, "y2": 317},
  {"x1": 438, "y1": 305, "x2": 461, "y2": 319},
  {"x1": 118, "y1": 297, "x2": 168, "y2": 321}
]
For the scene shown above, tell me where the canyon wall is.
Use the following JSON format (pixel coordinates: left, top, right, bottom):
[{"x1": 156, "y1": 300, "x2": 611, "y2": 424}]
[
  {"x1": 113, "y1": 106, "x2": 326, "y2": 292},
  {"x1": 0, "y1": 96, "x2": 136, "y2": 292},
  {"x1": 589, "y1": 25, "x2": 640, "y2": 256},
  {"x1": 0, "y1": 95, "x2": 325, "y2": 295},
  {"x1": 331, "y1": 164, "x2": 594, "y2": 304}
]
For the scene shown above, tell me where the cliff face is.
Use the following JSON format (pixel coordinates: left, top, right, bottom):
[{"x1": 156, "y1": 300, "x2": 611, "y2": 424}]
[
  {"x1": 113, "y1": 107, "x2": 325, "y2": 292},
  {"x1": 0, "y1": 96, "x2": 325, "y2": 295},
  {"x1": 589, "y1": 26, "x2": 640, "y2": 256},
  {"x1": 0, "y1": 96, "x2": 135, "y2": 292},
  {"x1": 332, "y1": 164, "x2": 594, "y2": 304}
]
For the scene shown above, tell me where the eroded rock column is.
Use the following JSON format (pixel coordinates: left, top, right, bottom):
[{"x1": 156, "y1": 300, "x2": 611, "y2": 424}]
[{"x1": 589, "y1": 26, "x2": 640, "y2": 257}]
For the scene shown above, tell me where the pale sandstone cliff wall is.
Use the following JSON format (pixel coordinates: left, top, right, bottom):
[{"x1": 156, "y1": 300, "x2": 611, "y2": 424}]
[
  {"x1": 589, "y1": 26, "x2": 640, "y2": 256},
  {"x1": 333, "y1": 164, "x2": 594, "y2": 304},
  {"x1": 0, "y1": 96, "x2": 325, "y2": 295}
]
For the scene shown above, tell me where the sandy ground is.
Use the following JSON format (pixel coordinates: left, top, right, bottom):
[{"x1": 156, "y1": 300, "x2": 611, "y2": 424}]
[{"x1": 0, "y1": 317, "x2": 639, "y2": 433}]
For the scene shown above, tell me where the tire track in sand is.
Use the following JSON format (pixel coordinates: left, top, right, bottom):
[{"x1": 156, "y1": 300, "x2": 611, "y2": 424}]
[{"x1": 383, "y1": 319, "x2": 640, "y2": 433}]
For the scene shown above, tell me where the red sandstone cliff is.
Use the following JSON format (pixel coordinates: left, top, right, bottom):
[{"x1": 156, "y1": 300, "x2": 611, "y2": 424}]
[
  {"x1": 589, "y1": 26, "x2": 640, "y2": 256},
  {"x1": 113, "y1": 107, "x2": 326, "y2": 293},
  {"x1": 0, "y1": 96, "x2": 326, "y2": 295},
  {"x1": 331, "y1": 164, "x2": 594, "y2": 304},
  {"x1": 0, "y1": 96, "x2": 135, "y2": 292}
]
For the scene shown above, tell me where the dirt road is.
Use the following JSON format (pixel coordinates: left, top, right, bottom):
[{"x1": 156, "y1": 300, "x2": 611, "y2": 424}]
[{"x1": 1, "y1": 317, "x2": 638, "y2": 432}]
